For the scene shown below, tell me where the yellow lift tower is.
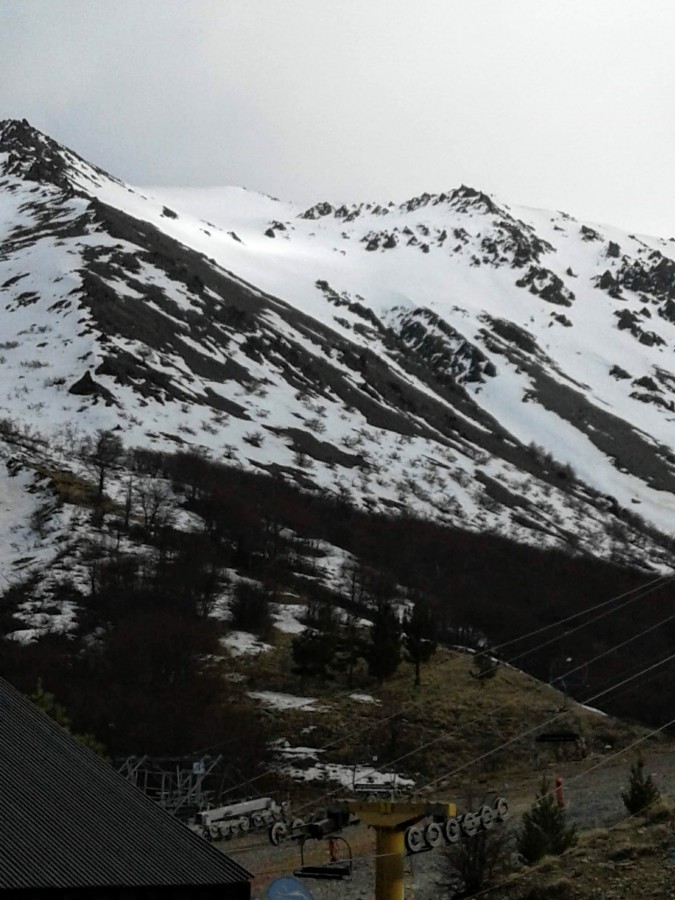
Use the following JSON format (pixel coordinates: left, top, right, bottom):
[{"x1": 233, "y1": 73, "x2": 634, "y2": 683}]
[
  {"x1": 268, "y1": 796, "x2": 509, "y2": 900},
  {"x1": 342, "y1": 799, "x2": 457, "y2": 900}
]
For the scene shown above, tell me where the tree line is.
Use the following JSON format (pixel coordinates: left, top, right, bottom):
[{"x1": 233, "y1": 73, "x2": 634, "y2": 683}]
[{"x1": 1, "y1": 436, "x2": 674, "y2": 771}]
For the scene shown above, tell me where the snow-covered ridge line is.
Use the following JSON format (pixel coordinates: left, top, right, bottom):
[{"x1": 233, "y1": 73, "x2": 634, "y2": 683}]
[{"x1": 0, "y1": 118, "x2": 673, "y2": 583}]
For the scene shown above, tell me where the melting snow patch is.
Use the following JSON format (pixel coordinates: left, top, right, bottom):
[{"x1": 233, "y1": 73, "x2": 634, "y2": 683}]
[
  {"x1": 271, "y1": 741, "x2": 415, "y2": 789},
  {"x1": 272, "y1": 602, "x2": 307, "y2": 634},
  {"x1": 6, "y1": 627, "x2": 41, "y2": 644},
  {"x1": 248, "y1": 691, "x2": 329, "y2": 711},
  {"x1": 580, "y1": 703, "x2": 608, "y2": 717},
  {"x1": 271, "y1": 740, "x2": 320, "y2": 761},
  {"x1": 221, "y1": 631, "x2": 272, "y2": 657},
  {"x1": 349, "y1": 692, "x2": 380, "y2": 704}
]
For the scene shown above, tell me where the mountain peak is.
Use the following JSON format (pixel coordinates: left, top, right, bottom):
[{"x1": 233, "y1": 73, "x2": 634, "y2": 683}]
[
  {"x1": 0, "y1": 121, "x2": 674, "y2": 577},
  {"x1": 447, "y1": 184, "x2": 502, "y2": 215},
  {"x1": 0, "y1": 117, "x2": 46, "y2": 145},
  {"x1": 0, "y1": 118, "x2": 117, "y2": 193},
  {"x1": 0, "y1": 118, "x2": 72, "y2": 188}
]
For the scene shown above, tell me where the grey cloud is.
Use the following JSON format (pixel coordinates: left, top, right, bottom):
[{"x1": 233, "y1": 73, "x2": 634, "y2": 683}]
[{"x1": 1, "y1": 0, "x2": 675, "y2": 234}]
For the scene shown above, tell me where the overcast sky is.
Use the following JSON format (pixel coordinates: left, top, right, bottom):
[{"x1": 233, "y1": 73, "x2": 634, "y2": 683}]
[{"x1": 2, "y1": 0, "x2": 675, "y2": 235}]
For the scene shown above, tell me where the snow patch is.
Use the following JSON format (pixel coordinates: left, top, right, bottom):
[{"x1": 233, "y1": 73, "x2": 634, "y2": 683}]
[
  {"x1": 222, "y1": 631, "x2": 272, "y2": 657},
  {"x1": 248, "y1": 691, "x2": 329, "y2": 711}
]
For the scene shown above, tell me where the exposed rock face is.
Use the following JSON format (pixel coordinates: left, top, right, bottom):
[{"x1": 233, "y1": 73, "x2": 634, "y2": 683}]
[
  {"x1": 68, "y1": 370, "x2": 116, "y2": 405},
  {"x1": 0, "y1": 118, "x2": 117, "y2": 193},
  {"x1": 391, "y1": 307, "x2": 496, "y2": 386},
  {"x1": 516, "y1": 266, "x2": 575, "y2": 306}
]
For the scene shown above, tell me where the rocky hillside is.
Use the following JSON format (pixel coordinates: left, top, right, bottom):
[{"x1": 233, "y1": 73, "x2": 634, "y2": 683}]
[
  {"x1": 0, "y1": 117, "x2": 674, "y2": 587},
  {"x1": 3, "y1": 118, "x2": 675, "y2": 900}
]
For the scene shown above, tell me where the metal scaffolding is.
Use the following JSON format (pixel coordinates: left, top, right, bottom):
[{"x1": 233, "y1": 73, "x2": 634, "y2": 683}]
[{"x1": 117, "y1": 754, "x2": 223, "y2": 816}]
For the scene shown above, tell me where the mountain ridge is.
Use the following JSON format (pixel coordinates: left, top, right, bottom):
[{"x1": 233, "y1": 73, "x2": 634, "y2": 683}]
[{"x1": 0, "y1": 117, "x2": 674, "y2": 593}]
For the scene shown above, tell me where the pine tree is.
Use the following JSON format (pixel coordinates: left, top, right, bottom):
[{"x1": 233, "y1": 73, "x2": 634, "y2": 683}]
[
  {"x1": 621, "y1": 753, "x2": 660, "y2": 814},
  {"x1": 517, "y1": 778, "x2": 577, "y2": 864},
  {"x1": 403, "y1": 596, "x2": 437, "y2": 687},
  {"x1": 366, "y1": 598, "x2": 401, "y2": 682},
  {"x1": 332, "y1": 614, "x2": 367, "y2": 686},
  {"x1": 291, "y1": 602, "x2": 342, "y2": 682},
  {"x1": 30, "y1": 680, "x2": 108, "y2": 759}
]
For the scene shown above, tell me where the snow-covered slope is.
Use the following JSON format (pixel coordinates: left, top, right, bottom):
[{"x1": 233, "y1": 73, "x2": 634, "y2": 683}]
[{"x1": 0, "y1": 117, "x2": 674, "y2": 580}]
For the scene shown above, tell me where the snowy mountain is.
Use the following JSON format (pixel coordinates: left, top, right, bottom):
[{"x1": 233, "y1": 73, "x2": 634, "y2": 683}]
[{"x1": 1, "y1": 116, "x2": 674, "y2": 595}]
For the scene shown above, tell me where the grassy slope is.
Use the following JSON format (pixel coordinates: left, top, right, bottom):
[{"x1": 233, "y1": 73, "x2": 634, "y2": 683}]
[
  {"x1": 227, "y1": 634, "x2": 675, "y2": 898},
  {"x1": 493, "y1": 802, "x2": 675, "y2": 898},
  {"x1": 230, "y1": 629, "x2": 652, "y2": 796}
]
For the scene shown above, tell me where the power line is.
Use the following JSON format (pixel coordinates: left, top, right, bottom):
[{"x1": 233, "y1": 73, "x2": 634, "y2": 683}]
[
  {"x1": 492, "y1": 572, "x2": 675, "y2": 673},
  {"x1": 224, "y1": 638, "x2": 675, "y2": 858},
  {"x1": 359, "y1": 571, "x2": 673, "y2": 747},
  {"x1": 468, "y1": 717, "x2": 675, "y2": 898},
  {"x1": 418, "y1": 647, "x2": 675, "y2": 795},
  {"x1": 216, "y1": 570, "x2": 675, "y2": 807},
  {"x1": 248, "y1": 712, "x2": 675, "y2": 889},
  {"x1": 492, "y1": 571, "x2": 673, "y2": 655},
  {"x1": 553, "y1": 609, "x2": 675, "y2": 685},
  {"x1": 305, "y1": 577, "x2": 675, "y2": 799}
]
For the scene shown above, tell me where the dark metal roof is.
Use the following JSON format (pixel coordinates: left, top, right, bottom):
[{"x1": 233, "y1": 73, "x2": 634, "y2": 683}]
[{"x1": 0, "y1": 676, "x2": 251, "y2": 890}]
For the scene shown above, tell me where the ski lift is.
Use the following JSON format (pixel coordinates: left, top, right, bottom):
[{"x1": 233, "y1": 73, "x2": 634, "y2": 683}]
[
  {"x1": 269, "y1": 805, "x2": 358, "y2": 880},
  {"x1": 294, "y1": 835, "x2": 353, "y2": 881}
]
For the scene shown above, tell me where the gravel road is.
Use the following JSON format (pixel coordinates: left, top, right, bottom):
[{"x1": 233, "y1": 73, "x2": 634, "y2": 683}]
[{"x1": 220, "y1": 746, "x2": 675, "y2": 898}]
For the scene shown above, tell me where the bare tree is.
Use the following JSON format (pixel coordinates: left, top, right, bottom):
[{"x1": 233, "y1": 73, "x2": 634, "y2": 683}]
[
  {"x1": 403, "y1": 596, "x2": 437, "y2": 687},
  {"x1": 134, "y1": 478, "x2": 175, "y2": 535},
  {"x1": 85, "y1": 429, "x2": 125, "y2": 498}
]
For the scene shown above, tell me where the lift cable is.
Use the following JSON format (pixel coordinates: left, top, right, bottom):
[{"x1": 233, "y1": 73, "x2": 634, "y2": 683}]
[
  {"x1": 214, "y1": 571, "x2": 675, "y2": 809},
  {"x1": 224, "y1": 643, "x2": 675, "y2": 859},
  {"x1": 250, "y1": 711, "x2": 675, "y2": 889}
]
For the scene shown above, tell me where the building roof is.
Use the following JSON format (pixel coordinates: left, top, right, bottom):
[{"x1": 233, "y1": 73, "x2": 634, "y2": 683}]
[{"x1": 0, "y1": 676, "x2": 251, "y2": 890}]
